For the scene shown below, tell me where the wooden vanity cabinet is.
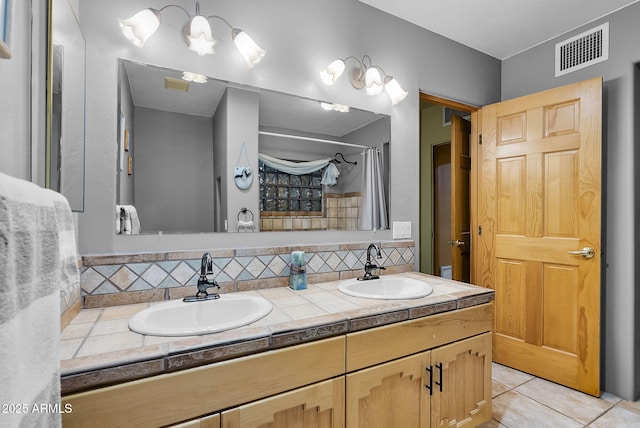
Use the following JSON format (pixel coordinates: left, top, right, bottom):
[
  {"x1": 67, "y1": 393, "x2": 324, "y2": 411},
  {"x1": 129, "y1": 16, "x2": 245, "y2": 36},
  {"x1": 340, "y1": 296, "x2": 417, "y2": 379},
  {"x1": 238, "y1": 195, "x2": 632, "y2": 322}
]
[
  {"x1": 221, "y1": 377, "x2": 345, "y2": 428},
  {"x1": 346, "y1": 333, "x2": 491, "y2": 428},
  {"x1": 346, "y1": 352, "x2": 430, "y2": 427},
  {"x1": 62, "y1": 303, "x2": 493, "y2": 428}
]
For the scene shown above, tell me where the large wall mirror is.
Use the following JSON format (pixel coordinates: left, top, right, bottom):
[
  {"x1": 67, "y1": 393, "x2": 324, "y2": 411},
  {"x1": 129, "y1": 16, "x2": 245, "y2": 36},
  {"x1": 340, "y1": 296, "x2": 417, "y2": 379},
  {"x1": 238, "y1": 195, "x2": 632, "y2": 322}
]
[
  {"x1": 46, "y1": 0, "x2": 86, "y2": 211},
  {"x1": 117, "y1": 59, "x2": 391, "y2": 235}
]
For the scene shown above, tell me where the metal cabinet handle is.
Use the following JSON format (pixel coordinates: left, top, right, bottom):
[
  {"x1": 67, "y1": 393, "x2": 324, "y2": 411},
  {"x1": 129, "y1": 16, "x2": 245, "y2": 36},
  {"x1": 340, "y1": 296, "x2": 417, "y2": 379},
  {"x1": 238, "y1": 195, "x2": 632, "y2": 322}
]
[
  {"x1": 567, "y1": 247, "x2": 595, "y2": 259},
  {"x1": 448, "y1": 240, "x2": 466, "y2": 247},
  {"x1": 435, "y1": 362, "x2": 443, "y2": 392},
  {"x1": 425, "y1": 366, "x2": 433, "y2": 395}
]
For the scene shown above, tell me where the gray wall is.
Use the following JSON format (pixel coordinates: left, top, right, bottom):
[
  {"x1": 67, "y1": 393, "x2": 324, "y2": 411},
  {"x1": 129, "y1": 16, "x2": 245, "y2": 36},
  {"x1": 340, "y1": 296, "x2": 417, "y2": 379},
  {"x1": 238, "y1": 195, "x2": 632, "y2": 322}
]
[
  {"x1": 224, "y1": 87, "x2": 260, "y2": 232},
  {"x1": 212, "y1": 91, "x2": 229, "y2": 232},
  {"x1": 117, "y1": 61, "x2": 134, "y2": 206},
  {"x1": 501, "y1": 2, "x2": 640, "y2": 400},
  {"x1": 134, "y1": 107, "x2": 214, "y2": 233},
  {"x1": 342, "y1": 116, "x2": 391, "y2": 194},
  {"x1": 0, "y1": 0, "x2": 44, "y2": 181},
  {"x1": 74, "y1": 0, "x2": 500, "y2": 255}
]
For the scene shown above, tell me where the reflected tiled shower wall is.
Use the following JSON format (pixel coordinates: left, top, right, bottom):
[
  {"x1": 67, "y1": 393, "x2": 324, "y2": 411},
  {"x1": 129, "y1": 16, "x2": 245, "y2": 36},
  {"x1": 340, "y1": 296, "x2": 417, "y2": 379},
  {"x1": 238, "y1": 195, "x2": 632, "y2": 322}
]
[
  {"x1": 260, "y1": 193, "x2": 361, "y2": 231},
  {"x1": 80, "y1": 240, "x2": 415, "y2": 308}
]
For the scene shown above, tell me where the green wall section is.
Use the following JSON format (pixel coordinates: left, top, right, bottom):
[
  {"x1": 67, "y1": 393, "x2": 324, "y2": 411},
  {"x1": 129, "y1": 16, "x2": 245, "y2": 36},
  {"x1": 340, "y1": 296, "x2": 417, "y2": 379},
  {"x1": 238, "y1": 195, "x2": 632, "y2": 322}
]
[{"x1": 419, "y1": 103, "x2": 452, "y2": 274}]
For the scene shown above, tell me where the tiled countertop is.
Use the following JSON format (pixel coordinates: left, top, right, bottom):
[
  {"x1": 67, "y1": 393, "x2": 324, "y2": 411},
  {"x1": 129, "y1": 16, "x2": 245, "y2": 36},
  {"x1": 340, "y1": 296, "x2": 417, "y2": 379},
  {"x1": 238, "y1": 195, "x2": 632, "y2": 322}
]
[{"x1": 60, "y1": 272, "x2": 494, "y2": 395}]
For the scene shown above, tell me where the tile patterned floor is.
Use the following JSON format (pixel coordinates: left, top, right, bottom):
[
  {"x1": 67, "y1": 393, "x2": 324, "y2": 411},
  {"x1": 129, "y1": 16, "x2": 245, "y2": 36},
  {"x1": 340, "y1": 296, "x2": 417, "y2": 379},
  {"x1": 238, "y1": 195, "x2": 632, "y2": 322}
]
[{"x1": 481, "y1": 363, "x2": 640, "y2": 427}]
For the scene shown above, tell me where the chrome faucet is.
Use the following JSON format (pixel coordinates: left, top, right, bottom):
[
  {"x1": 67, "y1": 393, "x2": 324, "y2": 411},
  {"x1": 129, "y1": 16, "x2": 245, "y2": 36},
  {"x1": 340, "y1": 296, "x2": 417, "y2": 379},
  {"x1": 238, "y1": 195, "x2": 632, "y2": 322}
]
[
  {"x1": 357, "y1": 243, "x2": 386, "y2": 281},
  {"x1": 184, "y1": 252, "x2": 220, "y2": 302}
]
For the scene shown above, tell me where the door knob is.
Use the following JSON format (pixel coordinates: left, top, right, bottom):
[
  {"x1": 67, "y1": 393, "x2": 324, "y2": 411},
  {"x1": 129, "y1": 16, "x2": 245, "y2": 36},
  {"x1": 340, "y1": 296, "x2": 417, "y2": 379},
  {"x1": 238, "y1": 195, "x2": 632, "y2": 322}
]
[
  {"x1": 567, "y1": 247, "x2": 595, "y2": 259},
  {"x1": 448, "y1": 240, "x2": 466, "y2": 247}
]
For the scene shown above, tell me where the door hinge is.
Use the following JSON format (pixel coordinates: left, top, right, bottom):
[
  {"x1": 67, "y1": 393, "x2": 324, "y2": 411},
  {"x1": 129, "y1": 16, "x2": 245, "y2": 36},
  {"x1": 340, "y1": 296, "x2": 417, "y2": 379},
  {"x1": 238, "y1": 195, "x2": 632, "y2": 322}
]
[
  {"x1": 478, "y1": 225, "x2": 482, "y2": 236},
  {"x1": 479, "y1": 133, "x2": 482, "y2": 145}
]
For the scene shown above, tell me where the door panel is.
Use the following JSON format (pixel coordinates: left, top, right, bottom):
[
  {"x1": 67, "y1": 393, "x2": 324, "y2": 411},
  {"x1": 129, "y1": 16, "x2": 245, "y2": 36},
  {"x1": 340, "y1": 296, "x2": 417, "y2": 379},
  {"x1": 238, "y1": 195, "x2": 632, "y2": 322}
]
[
  {"x1": 477, "y1": 77, "x2": 602, "y2": 395},
  {"x1": 222, "y1": 378, "x2": 344, "y2": 428},
  {"x1": 346, "y1": 353, "x2": 429, "y2": 428},
  {"x1": 451, "y1": 115, "x2": 471, "y2": 282},
  {"x1": 431, "y1": 333, "x2": 492, "y2": 427}
]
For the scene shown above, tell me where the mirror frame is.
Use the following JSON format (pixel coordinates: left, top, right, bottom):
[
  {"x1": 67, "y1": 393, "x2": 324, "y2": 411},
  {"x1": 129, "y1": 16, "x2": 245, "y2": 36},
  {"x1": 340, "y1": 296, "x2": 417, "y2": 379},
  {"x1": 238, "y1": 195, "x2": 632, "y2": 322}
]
[{"x1": 46, "y1": 0, "x2": 86, "y2": 211}]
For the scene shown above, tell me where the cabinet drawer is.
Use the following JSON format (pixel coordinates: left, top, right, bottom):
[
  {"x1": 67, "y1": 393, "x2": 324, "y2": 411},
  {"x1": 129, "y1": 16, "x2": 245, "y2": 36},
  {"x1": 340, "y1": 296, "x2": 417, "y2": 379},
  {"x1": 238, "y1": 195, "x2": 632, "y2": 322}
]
[
  {"x1": 346, "y1": 303, "x2": 493, "y2": 371},
  {"x1": 62, "y1": 336, "x2": 345, "y2": 428}
]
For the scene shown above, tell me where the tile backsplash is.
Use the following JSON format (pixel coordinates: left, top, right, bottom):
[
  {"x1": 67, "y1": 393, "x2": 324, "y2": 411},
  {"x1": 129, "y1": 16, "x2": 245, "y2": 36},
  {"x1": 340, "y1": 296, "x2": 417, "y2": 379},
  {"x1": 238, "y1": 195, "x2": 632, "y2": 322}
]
[{"x1": 80, "y1": 240, "x2": 415, "y2": 308}]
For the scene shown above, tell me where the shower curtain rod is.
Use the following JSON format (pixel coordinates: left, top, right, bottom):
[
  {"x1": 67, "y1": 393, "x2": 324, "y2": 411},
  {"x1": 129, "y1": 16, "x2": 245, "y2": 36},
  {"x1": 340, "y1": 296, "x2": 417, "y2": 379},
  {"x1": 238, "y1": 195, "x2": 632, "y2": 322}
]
[{"x1": 258, "y1": 131, "x2": 369, "y2": 149}]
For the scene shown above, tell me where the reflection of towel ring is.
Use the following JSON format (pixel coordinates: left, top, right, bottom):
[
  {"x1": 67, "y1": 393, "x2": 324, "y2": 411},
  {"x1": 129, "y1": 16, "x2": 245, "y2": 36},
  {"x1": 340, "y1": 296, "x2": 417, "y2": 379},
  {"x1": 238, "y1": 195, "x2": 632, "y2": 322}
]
[{"x1": 237, "y1": 207, "x2": 255, "y2": 232}]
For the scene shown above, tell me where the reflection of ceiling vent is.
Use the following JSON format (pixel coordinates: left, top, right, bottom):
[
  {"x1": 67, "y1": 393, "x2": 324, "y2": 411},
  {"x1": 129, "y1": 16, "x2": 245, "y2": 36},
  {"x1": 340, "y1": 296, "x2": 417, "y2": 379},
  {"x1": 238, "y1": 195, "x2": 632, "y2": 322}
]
[
  {"x1": 164, "y1": 77, "x2": 190, "y2": 92},
  {"x1": 555, "y1": 22, "x2": 609, "y2": 77}
]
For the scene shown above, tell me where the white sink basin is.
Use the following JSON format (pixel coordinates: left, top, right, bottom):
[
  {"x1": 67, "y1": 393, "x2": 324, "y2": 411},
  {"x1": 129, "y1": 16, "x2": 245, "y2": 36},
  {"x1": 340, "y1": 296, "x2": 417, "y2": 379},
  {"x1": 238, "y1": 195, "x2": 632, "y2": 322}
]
[
  {"x1": 129, "y1": 294, "x2": 273, "y2": 336},
  {"x1": 338, "y1": 276, "x2": 433, "y2": 300}
]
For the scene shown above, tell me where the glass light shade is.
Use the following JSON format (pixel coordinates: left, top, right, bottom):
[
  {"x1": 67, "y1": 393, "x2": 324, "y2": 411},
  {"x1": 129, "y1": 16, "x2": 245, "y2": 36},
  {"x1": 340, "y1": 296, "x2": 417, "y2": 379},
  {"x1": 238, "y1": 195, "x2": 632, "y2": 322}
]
[
  {"x1": 232, "y1": 29, "x2": 266, "y2": 68},
  {"x1": 384, "y1": 76, "x2": 408, "y2": 105},
  {"x1": 320, "y1": 102, "x2": 350, "y2": 112},
  {"x1": 186, "y1": 15, "x2": 216, "y2": 56},
  {"x1": 364, "y1": 67, "x2": 384, "y2": 95},
  {"x1": 332, "y1": 103, "x2": 350, "y2": 113},
  {"x1": 320, "y1": 59, "x2": 345, "y2": 86},
  {"x1": 119, "y1": 9, "x2": 161, "y2": 47}
]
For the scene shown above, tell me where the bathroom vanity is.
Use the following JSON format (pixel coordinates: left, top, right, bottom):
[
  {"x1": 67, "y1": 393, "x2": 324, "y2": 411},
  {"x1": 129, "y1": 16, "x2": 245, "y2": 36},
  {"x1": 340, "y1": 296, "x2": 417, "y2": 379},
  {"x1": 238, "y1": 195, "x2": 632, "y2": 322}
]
[{"x1": 60, "y1": 273, "x2": 494, "y2": 427}]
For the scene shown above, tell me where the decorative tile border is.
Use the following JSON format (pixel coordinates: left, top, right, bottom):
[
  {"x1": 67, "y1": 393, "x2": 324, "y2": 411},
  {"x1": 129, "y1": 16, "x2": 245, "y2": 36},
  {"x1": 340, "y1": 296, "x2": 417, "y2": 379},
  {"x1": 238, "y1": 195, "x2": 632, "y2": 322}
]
[{"x1": 80, "y1": 240, "x2": 415, "y2": 306}]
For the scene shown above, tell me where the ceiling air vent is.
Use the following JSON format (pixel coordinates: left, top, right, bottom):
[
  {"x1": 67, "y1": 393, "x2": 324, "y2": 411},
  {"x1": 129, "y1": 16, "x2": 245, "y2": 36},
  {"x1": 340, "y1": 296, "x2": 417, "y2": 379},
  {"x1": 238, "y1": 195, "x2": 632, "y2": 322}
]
[
  {"x1": 164, "y1": 77, "x2": 190, "y2": 92},
  {"x1": 555, "y1": 22, "x2": 609, "y2": 77}
]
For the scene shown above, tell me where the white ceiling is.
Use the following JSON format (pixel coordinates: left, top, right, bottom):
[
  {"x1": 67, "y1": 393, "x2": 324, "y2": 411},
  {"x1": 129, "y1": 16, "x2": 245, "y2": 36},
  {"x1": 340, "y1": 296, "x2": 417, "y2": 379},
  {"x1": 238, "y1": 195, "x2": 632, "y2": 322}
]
[{"x1": 359, "y1": 0, "x2": 640, "y2": 59}]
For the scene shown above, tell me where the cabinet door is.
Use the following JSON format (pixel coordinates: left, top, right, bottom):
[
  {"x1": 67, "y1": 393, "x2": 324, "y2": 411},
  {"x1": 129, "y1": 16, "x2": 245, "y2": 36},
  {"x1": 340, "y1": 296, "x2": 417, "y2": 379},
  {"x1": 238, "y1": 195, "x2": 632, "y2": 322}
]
[
  {"x1": 221, "y1": 377, "x2": 344, "y2": 428},
  {"x1": 346, "y1": 353, "x2": 431, "y2": 428},
  {"x1": 430, "y1": 333, "x2": 492, "y2": 428}
]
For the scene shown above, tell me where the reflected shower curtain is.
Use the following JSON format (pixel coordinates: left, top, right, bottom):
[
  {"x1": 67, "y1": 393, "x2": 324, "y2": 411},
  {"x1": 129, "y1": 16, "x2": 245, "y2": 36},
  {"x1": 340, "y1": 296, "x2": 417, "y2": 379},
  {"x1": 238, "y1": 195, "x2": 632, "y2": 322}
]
[{"x1": 360, "y1": 147, "x2": 389, "y2": 230}]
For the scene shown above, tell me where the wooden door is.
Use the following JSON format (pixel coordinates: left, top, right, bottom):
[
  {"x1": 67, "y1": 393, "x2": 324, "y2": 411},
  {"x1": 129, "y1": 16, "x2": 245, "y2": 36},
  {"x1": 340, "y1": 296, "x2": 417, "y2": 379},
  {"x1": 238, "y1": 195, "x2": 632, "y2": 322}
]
[
  {"x1": 450, "y1": 115, "x2": 471, "y2": 282},
  {"x1": 433, "y1": 142, "x2": 452, "y2": 277},
  {"x1": 222, "y1": 378, "x2": 345, "y2": 428},
  {"x1": 430, "y1": 333, "x2": 492, "y2": 428},
  {"x1": 346, "y1": 353, "x2": 430, "y2": 428},
  {"x1": 477, "y1": 77, "x2": 602, "y2": 395}
]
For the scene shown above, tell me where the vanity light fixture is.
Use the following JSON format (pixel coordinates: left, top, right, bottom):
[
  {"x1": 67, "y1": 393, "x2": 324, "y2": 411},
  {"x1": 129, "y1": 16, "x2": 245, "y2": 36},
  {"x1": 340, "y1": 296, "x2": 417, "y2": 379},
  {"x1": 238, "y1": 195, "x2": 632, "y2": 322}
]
[
  {"x1": 320, "y1": 55, "x2": 408, "y2": 105},
  {"x1": 320, "y1": 102, "x2": 350, "y2": 113},
  {"x1": 119, "y1": 2, "x2": 266, "y2": 67}
]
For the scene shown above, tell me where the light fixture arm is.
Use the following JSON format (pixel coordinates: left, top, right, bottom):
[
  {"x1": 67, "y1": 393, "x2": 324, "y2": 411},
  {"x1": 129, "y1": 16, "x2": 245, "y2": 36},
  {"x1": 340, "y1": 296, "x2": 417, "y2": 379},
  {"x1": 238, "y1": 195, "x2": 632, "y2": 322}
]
[
  {"x1": 157, "y1": 4, "x2": 191, "y2": 19},
  {"x1": 205, "y1": 15, "x2": 234, "y2": 30}
]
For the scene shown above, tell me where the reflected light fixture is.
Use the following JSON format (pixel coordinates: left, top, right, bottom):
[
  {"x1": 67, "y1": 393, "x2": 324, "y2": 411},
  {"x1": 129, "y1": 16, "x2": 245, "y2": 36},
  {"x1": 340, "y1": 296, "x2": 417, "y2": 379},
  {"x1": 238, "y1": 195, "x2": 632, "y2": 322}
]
[
  {"x1": 119, "y1": 2, "x2": 266, "y2": 67},
  {"x1": 320, "y1": 55, "x2": 407, "y2": 105},
  {"x1": 182, "y1": 71, "x2": 208, "y2": 83},
  {"x1": 320, "y1": 102, "x2": 350, "y2": 113}
]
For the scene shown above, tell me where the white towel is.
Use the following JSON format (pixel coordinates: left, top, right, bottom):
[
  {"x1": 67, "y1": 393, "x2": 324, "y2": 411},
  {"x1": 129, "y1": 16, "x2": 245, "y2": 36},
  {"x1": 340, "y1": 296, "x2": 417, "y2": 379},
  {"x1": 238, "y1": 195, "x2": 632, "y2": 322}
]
[
  {"x1": 116, "y1": 204, "x2": 122, "y2": 233},
  {"x1": 321, "y1": 163, "x2": 340, "y2": 186},
  {"x1": 237, "y1": 219, "x2": 255, "y2": 232},
  {"x1": 0, "y1": 172, "x2": 80, "y2": 428},
  {"x1": 118, "y1": 205, "x2": 141, "y2": 234}
]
